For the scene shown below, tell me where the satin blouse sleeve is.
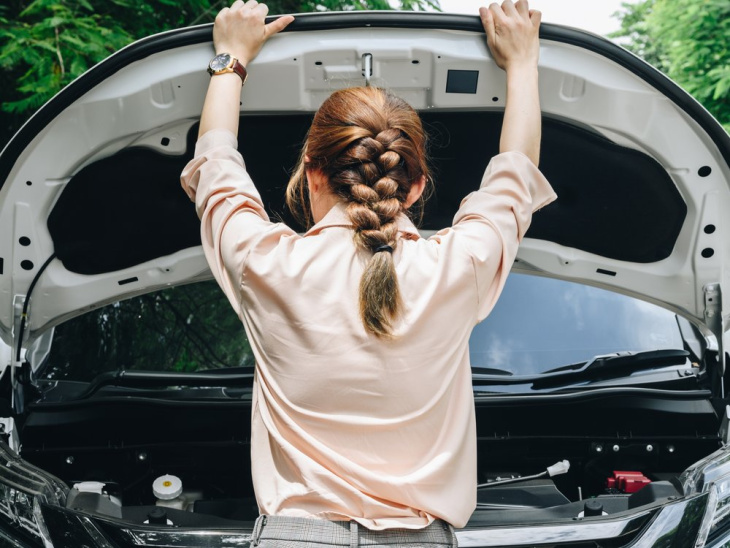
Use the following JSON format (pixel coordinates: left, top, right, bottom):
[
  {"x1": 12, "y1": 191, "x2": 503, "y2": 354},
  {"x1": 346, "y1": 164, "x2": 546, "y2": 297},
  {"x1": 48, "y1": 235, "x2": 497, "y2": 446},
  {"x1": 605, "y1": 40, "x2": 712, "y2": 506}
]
[
  {"x1": 180, "y1": 128, "x2": 296, "y2": 316},
  {"x1": 441, "y1": 151, "x2": 557, "y2": 323}
]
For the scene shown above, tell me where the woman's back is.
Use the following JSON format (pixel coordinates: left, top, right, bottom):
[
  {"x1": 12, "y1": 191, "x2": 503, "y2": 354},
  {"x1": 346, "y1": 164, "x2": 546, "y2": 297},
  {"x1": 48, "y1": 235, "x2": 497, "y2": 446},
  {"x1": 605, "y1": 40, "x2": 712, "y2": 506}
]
[{"x1": 242, "y1": 205, "x2": 478, "y2": 529}]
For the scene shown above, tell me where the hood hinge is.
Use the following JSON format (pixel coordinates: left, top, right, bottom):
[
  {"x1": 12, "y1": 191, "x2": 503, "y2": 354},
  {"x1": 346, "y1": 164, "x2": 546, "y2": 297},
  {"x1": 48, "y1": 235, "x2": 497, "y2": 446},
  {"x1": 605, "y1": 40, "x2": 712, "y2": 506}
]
[
  {"x1": 361, "y1": 53, "x2": 373, "y2": 86},
  {"x1": 704, "y1": 283, "x2": 725, "y2": 397}
]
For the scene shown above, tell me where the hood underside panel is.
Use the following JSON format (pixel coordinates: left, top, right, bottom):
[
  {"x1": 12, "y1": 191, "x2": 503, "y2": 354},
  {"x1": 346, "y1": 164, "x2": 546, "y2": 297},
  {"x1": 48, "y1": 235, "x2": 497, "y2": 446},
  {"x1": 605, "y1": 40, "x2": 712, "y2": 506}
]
[
  {"x1": 48, "y1": 113, "x2": 685, "y2": 275},
  {"x1": 2, "y1": 16, "x2": 728, "y2": 344}
]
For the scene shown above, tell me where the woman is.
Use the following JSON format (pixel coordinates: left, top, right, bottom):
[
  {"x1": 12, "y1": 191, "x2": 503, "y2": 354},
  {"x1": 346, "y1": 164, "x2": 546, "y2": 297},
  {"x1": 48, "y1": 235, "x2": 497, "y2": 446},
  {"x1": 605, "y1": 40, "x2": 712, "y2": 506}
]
[{"x1": 181, "y1": 0, "x2": 556, "y2": 545}]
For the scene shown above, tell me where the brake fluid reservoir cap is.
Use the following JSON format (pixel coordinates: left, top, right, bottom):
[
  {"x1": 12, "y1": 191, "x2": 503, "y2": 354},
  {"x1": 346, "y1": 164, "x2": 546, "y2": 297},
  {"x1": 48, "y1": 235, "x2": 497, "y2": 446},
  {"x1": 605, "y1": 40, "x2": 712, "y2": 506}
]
[{"x1": 153, "y1": 474, "x2": 183, "y2": 500}]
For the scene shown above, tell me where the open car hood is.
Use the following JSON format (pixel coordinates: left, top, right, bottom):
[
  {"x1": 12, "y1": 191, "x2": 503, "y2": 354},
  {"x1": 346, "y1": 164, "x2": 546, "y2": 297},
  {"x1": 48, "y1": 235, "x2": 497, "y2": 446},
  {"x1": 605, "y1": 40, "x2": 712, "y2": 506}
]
[{"x1": 1, "y1": 12, "x2": 729, "y2": 357}]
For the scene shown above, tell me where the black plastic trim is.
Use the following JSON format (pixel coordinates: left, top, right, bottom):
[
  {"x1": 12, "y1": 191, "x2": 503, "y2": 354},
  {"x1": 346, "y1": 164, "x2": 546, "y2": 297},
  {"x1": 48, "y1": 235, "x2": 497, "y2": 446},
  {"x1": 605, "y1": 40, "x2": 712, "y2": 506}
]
[
  {"x1": 28, "y1": 395, "x2": 255, "y2": 411},
  {"x1": 73, "y1": 370, "x2": 255, "y2": 401},
  {"x1": 1, "y1": 12, "x2": 729, "y2": 192},
  {"x1": 26, "y1": 386, "x2": 713, "y2": 410},
  {"x1": 472, "y1": 386, "x2": 713, "y2": 404}
]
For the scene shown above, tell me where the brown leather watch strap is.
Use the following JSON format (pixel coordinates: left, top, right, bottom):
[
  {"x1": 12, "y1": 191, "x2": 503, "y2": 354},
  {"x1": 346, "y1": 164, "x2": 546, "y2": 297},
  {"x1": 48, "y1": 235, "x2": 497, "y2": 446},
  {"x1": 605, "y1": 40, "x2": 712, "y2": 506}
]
[{"x1": 229, "y1": 58, "x2": 248, "y2": 85}]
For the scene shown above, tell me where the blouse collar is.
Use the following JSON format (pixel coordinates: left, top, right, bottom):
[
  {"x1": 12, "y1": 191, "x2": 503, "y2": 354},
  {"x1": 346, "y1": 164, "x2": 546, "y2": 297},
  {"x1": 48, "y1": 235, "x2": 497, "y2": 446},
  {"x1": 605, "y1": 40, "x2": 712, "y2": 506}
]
[{"x1": 303, "y1": 201, "x2": 421, "y2": 241}]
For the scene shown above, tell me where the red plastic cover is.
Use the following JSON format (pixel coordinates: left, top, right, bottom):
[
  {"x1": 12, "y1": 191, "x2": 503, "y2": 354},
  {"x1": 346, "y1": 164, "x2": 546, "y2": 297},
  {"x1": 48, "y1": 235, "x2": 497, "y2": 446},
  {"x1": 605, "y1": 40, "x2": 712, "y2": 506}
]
[{"x1": 606, "y1": 471, "x2": 651, "y2": 493}]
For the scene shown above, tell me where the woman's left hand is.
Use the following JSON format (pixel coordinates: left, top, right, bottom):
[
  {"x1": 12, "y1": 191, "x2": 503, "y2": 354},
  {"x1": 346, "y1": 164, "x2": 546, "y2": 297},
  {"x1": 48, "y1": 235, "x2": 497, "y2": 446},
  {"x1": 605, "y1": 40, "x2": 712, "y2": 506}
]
[{"x1": 213, "y1": 0, "x2": 294, "y2": 67}]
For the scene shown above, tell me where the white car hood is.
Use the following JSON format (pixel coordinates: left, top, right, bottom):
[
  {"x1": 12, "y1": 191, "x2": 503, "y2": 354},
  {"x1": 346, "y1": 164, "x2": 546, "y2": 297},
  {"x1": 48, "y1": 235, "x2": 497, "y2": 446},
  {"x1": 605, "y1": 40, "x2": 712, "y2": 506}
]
[{"x1": 1, "y1": 12, "x2": 729, "y2": 359}]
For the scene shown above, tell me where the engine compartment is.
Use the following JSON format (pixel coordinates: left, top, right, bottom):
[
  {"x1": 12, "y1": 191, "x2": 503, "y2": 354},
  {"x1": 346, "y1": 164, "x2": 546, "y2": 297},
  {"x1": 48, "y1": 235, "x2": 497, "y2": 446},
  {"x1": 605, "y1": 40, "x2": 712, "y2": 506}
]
[{"x1": 15, "y1": 386, "x2": 722, "y2": 528}]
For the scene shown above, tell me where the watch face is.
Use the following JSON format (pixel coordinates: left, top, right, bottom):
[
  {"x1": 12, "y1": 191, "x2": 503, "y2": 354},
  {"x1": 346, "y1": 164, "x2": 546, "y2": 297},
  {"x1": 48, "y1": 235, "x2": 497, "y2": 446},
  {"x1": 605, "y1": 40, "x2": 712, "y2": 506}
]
[{"x1": 209, "y1": 53, "x2": 232, "y2": 72}]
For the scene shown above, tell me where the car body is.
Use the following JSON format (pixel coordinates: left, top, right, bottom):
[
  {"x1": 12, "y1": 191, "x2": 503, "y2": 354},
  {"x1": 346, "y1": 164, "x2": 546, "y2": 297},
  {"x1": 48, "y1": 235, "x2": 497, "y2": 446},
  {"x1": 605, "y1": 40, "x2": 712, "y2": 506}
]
[{"x1": 0, "y1": 10, "x2": 730, "y2": 548}]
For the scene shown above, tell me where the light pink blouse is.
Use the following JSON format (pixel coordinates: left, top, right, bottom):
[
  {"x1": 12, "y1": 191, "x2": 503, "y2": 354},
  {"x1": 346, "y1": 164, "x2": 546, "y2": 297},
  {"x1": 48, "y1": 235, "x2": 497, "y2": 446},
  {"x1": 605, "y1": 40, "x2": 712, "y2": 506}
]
[{"x1": 180, "y1": 128, "x2": 556, "y2": 529}]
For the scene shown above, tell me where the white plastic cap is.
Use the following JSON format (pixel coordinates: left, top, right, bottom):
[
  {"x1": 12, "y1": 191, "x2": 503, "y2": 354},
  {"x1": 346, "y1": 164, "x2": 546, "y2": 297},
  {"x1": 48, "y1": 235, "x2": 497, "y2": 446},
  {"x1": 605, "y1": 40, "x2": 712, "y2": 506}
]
[
  {"x1": 73, "y1": 481, "x2": 105, "y2": 494},
  {"x1": 547, "y1": 460, "x2": 571, "y2": 477},
  {"x1": 153, "y1": 474, "x2": 183, "y2": 500}
]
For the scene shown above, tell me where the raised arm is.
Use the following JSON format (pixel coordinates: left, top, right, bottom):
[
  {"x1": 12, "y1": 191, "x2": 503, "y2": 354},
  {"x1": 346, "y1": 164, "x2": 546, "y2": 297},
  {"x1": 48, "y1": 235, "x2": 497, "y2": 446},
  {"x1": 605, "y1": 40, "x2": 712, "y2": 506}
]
[
  {"x1": 480, "y1": 0, "x2": 542, "y2": 165},
  {"x1": 198, "y1": 0, "x2": 294, "y2": 138}
]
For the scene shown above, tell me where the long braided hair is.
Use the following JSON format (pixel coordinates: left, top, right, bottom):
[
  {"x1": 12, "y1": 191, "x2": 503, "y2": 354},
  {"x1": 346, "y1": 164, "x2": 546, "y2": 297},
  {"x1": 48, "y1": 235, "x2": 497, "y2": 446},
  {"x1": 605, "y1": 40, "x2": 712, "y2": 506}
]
[{"x1": 286, "y1": 87, "x2": 429, "y2": 338}]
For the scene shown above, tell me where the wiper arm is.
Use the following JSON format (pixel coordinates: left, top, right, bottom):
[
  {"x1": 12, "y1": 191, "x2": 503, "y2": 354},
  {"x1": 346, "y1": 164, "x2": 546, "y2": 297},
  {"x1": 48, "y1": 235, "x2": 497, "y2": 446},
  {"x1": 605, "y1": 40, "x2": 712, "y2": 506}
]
[
  {"x1": 471, "y1": 367, "x2": 513, "y2": 376},
  {"x1": 470, "y1": 349, "x2": 691, "y2": 387},
  {"x1": 74, "y1": 370, "x2": 255, "y2": 400},
  {"x1": 532, "y1": 349, "x2": 691, "y2": 389},
  {"x1": 541, "y1": 349, "x2": 690, "y2": 375}
]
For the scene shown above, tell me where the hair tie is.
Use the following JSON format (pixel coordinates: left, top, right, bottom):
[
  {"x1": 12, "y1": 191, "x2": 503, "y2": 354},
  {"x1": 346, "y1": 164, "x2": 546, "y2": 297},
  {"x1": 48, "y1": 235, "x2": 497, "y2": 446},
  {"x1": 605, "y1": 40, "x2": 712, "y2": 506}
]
[{"x1": 374, "y1": 244, "x2": 393, "y2": 254}]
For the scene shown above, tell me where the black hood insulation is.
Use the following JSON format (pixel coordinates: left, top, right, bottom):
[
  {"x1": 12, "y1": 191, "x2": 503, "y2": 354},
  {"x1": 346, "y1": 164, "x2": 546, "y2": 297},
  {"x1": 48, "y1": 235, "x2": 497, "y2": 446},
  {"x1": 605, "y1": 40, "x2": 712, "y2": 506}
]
[{"x1": 48, "y1": 112, "x2": 685, "y2": 275}]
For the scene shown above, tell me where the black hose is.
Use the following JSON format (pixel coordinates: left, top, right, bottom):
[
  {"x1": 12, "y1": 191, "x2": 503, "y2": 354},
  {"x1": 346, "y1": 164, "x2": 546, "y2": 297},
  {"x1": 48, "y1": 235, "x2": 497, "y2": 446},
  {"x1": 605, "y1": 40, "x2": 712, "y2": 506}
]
[{"x1": 15, "y1": 253, "x2": 57, "y2": 363}]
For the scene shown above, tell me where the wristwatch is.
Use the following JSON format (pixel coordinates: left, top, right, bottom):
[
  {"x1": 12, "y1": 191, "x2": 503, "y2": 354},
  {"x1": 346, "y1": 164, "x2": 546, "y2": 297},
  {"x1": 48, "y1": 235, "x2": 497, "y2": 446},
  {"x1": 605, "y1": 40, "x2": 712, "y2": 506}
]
[{"x1": 207, "y1": 53, "x2": 248, "y2": 84}]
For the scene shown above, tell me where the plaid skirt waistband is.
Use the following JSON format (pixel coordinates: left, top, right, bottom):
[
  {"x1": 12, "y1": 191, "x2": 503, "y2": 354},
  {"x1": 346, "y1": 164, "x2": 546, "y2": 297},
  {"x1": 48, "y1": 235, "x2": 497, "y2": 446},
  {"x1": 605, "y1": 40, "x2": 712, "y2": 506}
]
[{"x1": 251, "y1": 515, "x2": 457, "y2": 547}]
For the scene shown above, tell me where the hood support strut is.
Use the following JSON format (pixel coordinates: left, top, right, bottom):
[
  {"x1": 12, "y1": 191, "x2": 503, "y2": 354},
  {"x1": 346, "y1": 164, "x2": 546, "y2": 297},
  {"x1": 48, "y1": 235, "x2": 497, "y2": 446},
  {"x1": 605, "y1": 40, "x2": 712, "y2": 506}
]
[
  {"x1": 9, "y1": 296, "x2": 42, "y2": 416},
  {"x1": 704, "y1": 283, "x2": 725, "y2": 398},
  {"x1": 8, "y1": 254, "x2": 56, "y2": 415},
  {"x1": 10, "y1": 295, "x2": 26, "y2": 414}
]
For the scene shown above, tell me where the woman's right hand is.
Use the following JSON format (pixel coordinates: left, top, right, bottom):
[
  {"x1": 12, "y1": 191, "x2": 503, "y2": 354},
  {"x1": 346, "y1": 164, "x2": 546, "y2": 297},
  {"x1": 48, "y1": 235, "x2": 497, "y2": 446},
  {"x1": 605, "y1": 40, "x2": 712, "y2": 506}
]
[
  {"x1": 479, "y1": 0, "x2": 541, "y2": 72},
  {"x1": 213, "y1": 0, "x2": 294, "y2": 67}
]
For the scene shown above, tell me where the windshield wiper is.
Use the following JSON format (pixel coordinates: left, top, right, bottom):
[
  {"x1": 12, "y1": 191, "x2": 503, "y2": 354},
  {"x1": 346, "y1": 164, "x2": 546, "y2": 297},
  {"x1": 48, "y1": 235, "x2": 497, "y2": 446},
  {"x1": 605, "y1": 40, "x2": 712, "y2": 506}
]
[
  {"x1": 532, "y1": 349, "x2": 691, "y2": 389},
  {"x1": 471, "y1": 367, "x2": 513, "y2": 376},
  {"x1": 471, "y1": 349, "x2": 691, "y2": 388},
  {"x1": 73, "y1": 370, "x2": 255, "y2": 400}
]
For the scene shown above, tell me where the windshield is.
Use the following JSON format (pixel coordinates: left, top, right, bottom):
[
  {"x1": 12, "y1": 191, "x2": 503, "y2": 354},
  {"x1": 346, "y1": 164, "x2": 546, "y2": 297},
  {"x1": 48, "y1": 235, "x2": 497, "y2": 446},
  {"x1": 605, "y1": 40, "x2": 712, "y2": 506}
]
[
  {"x1": 38, "y1": 274, "x2": 686, "y2": 382},
  {"x1": 469, "y1": 274, "x2": 685, "y2": 375},
  {"x1": 40, "y1": 281, "x2": 253, "y2": 381}
]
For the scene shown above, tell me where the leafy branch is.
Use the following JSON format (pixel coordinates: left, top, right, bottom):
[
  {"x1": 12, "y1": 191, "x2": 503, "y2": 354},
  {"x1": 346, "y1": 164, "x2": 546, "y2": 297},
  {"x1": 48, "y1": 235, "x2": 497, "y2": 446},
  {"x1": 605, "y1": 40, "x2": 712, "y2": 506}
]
[
  {"x1": 0, "y1": 0, "x2": 133, "y2": 113},
  {"x1": 612, "y1": 0, "x2": 730, "y2": 133}
]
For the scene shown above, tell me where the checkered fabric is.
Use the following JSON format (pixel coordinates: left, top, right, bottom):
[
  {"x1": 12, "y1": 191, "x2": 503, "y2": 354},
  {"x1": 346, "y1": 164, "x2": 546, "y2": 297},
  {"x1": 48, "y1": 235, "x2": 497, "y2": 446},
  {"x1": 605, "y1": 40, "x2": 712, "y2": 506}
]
[{"x1": 250, "y1": 515, "x2": 458, "y2": 547}]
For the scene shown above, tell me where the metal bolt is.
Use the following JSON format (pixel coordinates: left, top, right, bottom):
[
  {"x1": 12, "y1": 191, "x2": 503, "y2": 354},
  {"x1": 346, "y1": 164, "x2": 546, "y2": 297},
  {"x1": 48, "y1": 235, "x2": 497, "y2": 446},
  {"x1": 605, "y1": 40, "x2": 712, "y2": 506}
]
[
  {"x1": 667, "y1": 445, "x2": 676, "y2": 453},
  {"x1": 65, "y1": 456, "x2": 74, "y2": 465},
  {"x1": 646, "y1": 444, "x2": 654, "y2": 452},
  {"x1": 612, "y1": 445, "x2": 620, "y2": 452},
  {"x1": 138, "y1": 452, "x2": 147, "y2": 462},
  {"x1": 595, "y1": 444, "x2": 603, "y2": 453}
]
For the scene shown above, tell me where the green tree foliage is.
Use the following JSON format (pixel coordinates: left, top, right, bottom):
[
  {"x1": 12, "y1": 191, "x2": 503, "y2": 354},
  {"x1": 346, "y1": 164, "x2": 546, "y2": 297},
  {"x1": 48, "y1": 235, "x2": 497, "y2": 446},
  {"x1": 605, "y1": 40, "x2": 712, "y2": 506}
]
[
  {"x1": 43, "y1": 281, "x2": 253, "y2": 380},
  {"x1": 0, "y1": 0, "x2": 132, "y2": 114},
  {"x1": 612, "y1": 0, "x2": 730, "y2": 133}
]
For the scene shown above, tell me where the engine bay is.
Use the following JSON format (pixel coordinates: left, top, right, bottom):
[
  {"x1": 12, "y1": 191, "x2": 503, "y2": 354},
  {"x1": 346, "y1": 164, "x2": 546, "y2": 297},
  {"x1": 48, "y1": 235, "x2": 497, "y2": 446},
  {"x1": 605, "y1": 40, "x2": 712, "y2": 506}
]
[{"x1": 14, "y1": 386, "x2": 722, "y2": 528}]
